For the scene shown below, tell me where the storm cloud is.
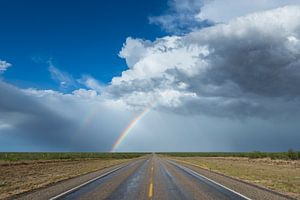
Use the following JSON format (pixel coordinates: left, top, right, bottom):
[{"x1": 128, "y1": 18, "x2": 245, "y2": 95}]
[
  {"x1": 0, "y1": 81, "x2": 133, "y2": 151},
  {"x1": 108, "y1": 6, "x2": 300, "y2": 118}
]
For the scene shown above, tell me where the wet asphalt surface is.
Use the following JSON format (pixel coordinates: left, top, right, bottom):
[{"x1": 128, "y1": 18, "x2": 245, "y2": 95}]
[{"x1": 16, "y1": 154, "x2": 293, "y2": 200}]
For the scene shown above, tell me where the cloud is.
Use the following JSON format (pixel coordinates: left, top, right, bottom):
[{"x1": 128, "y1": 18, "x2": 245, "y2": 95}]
[
  {"x1": 116, "y1": 111, "x2": 300, "y2": 152},
  {"x1": 108, "y1": 6, "x2": 300, "y2": 118},
  {"x1": 0, "y1": 81, "x2": 134, "y2": 151},
  {"x1": 197, "y1": 0, "x2": 300, "y2": 23},
  {"x1": 2, "y1": 80, "x2": 299, "y2": 152},
  {"x1": 2, "y1": 4, "x2": 300, "y2": 152},
  {"x1": 79, "y1": 75, "x2": 104, "y2": 93},
  {"x1": 48, "y1": 62, "x2": 77, "y2": 89},
  {"x1": 150, "y1": 0, "x2": 300, "y2": 33},
  {"x1": 149, "y1": 0, "x2": 212, "y2": 34},
  {"x1": 0, "y1": 60, "x2": 12, "y2": 74},
  {"x1": 48, "y1": 61, "x2": 104, "y2": 92}
]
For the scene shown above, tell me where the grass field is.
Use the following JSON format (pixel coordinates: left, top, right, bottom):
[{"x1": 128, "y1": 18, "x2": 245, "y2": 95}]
[{"x1": 0, "y1": 152, "x2": 146, "y2": 161}]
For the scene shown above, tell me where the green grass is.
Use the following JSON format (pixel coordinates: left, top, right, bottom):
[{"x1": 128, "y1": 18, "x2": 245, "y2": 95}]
[
  {"x1": 0, "y1": 152, "x2": 147, "y2": 161},
  {"x1": 159, "y1": 150, "x2": 300, "y2": 160}
]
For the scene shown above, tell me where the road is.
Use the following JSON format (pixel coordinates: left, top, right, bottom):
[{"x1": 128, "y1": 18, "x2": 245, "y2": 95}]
[{"x1": 15, "y1": 154, "x2": 293, "y2": 200}]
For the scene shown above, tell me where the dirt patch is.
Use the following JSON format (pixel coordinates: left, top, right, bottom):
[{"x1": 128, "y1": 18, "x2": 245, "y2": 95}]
[
  {"x1": 172, "y1": 157, "x2": 300, "y2": 199},
  {"x1": 0, "y1": 159, "x2": 132, "y2": 199}
]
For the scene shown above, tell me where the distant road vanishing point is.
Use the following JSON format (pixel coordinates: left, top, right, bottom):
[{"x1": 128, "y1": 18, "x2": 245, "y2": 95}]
[{"x1": 15, "y1": 154, "x2": 293, "y2": 200}]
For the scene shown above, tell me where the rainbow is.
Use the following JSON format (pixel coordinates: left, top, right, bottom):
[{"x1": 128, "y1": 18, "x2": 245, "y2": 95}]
[{"x1": 111, "y1": 104, "x2": 153, "y2": 152}]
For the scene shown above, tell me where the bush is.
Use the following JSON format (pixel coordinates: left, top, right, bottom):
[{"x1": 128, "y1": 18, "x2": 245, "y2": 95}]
[{"x1": 287, "y1": 149, "x2": 298, "y2": 160}]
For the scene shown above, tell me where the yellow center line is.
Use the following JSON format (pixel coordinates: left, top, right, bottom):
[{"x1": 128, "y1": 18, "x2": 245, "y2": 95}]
[
  {"x1": 148, "y1": 160, "x2": 154, "y2": 199},
  {"x1": 148, "y1": 183, "x2": 153, "y2": 198}
]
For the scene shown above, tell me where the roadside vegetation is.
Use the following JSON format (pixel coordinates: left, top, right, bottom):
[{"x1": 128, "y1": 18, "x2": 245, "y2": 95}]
[
  {"x1": 0, "y1": 152, "x2": 146, "y2": 161},
  {"x1": 160, "y1": 149, "x2": 300, "y2": 160}
]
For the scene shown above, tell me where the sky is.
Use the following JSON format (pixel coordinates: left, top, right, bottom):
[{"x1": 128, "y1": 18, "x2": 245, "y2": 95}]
[{"x1": 1, "y1": 0, "x2": 300, "y2": 152}]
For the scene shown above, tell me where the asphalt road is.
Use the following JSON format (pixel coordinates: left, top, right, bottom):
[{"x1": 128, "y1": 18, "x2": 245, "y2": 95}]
[{"x1": 16, "y1": 154, "x2": 293, "y2": 200}]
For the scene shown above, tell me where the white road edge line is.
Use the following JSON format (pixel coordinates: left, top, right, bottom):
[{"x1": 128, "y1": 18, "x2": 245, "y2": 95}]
[
  {"x1": 49, "y1": 164, "x2": 126, "y2": 200},
  {"x1": 167, "y1": 160, "x2": 252, "y2": 200}
]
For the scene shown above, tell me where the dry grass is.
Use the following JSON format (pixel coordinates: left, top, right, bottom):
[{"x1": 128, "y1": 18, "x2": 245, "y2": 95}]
[
  {"x1": 0, "y1": 158, "x2": 133, "y2": 199},
  {"x1": 172, "y1": 157, "x2": 300, "y2": 199}
]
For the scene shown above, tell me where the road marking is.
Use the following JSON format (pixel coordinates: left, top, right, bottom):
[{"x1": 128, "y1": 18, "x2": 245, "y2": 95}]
[
  {"x1": 170, "y1": 159, "x2": 208, "y2": 170},
  {"x1": 49, "y1": 162, "x2": 134, "y2": 200},
  {"x1": 148, "y1": 183, "x2": 153, "y2": 198},
  {"x1": 148, "y1": 158, "x2": 154, "y2": 199},
  {"x1": 168, "y1": 160, "x2": 252, "y2": 200}
]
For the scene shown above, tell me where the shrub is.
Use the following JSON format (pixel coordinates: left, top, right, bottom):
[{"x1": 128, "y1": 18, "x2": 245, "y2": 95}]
[{"x1": 287, "y1": 149, "x2": 298, "y2": 160}]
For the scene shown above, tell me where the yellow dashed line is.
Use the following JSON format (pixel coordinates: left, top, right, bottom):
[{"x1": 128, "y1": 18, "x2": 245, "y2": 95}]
[
  {"x1": 148, "y1": 183, "x2": 153, "y2": 198},
  {"x1": 148, "y1": 160, "x2": 154, "y2": 199}
]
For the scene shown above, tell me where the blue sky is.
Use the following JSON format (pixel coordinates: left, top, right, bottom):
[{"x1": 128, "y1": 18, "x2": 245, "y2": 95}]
[
  {"x1": 1, "y1": 0, "x2": 300, "y2": 152},
  {"x1": 0, "y1": 0, "x2": 166, "y2": 89}
]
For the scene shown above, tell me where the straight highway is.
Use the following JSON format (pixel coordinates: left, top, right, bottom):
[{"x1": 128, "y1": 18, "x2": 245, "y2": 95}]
[{"x1": 15, "y1": 154, "x2": 293, "y2": 200}]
